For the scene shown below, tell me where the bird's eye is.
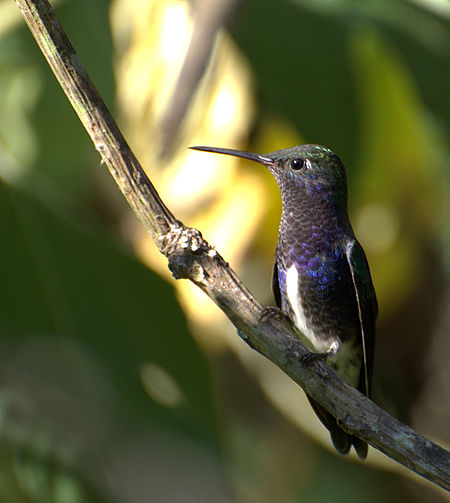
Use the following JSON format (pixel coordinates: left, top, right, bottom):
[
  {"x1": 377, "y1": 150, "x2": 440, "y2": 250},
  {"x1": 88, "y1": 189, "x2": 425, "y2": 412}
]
[{"x1": 290, "y1": 158, "x2": 305, "y2": 171}]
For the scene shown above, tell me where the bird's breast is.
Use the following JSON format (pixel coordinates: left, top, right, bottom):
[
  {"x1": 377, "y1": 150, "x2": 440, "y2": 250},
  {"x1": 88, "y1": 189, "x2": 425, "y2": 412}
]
[
  {"x1": 277, "y1": 243, "x2": 358, "y2": 346},
  {"x1": 284, "y1": 263, "x2": 332, "y2": 353}
]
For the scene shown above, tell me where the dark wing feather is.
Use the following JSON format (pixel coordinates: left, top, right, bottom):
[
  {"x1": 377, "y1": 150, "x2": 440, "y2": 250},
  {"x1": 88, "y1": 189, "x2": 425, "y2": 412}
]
[
  {"x1": 308, "y1": 240, "x2": 377, "y2": 459},
  {"x1": 272, "y1": 256, "x2": 354, "y2": 454},
  {"x1": 343, "y1": 239, "x2": 377, "y2": 458},
  {"x1": 272, "y1": 259, "x2": 282, "y2": 308},
  {"x1": 346, "y1": 239, "x2": 378, "y2": 397},
  {"x1": 272, "y1": 241, "x2": 376, "y2": 459}
]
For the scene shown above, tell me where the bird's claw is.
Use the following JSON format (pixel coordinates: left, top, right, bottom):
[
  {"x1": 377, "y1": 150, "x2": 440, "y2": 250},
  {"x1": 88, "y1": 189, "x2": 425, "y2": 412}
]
[
  {"x1": 300, "y1": 351, "x2": 329, "y2": 367},
  {"x1": 259, "y1": 306, "x2": 288, "y2": 324}
]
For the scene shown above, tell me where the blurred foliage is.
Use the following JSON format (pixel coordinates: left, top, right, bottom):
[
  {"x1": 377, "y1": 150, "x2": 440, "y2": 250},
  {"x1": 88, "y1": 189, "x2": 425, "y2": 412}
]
[
  {"x1": 0, "y1": 179, "x2": 222, "y2": 500},
  {"x1": 0, "y1": 0, "x2": 449, "y2": 502}
]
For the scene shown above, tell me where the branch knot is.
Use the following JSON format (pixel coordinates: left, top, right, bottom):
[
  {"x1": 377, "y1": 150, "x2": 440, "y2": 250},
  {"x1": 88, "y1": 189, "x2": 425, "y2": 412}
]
[{"x1": 162, "y1": 223, "x2": 217, "y2": 283}]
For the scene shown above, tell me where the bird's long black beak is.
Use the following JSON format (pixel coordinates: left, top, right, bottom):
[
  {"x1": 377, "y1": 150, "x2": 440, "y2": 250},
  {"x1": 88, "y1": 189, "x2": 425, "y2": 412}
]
[{"x1": 190, "y1": 146, "x2": 274, "y2": 166}]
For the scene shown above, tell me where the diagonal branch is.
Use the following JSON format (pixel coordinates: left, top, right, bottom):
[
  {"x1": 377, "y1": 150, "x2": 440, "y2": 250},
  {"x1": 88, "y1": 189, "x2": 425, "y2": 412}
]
[{"x1": 15, "y1": 0, "x2": 450, "y2": 491}]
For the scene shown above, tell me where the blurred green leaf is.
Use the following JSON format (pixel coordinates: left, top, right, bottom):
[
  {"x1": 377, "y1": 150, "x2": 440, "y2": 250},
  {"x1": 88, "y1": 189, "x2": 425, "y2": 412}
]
[
  {"x1": 0, "y1": 0, "x2": 114, "y2": 196},
  {"x1": 0, "y1": 180, "x2": 222, "y2": 500},
  {"x1": 230, "y1": 0, "x2": 450, "y2": 165},
  {"x1": 295, "y1": 452, "x2": 403, "y2": 503},
  {"x1": 231, "y1": 0, "x2": 358, "y2": 164}
]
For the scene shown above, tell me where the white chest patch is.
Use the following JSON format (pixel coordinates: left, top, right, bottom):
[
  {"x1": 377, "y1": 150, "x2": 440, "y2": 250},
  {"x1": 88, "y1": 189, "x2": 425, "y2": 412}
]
[
  {"x1": 285, "y1": 264, "x2": 329, "y2": 353},
  {"x1": 285, "y1": 265, "x2": 362, "y2": 388}
]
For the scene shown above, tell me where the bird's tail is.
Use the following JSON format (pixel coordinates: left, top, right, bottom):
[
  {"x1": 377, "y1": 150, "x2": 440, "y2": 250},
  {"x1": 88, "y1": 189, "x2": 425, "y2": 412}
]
[{"x1": 306, "y1": 395, "x2": 367, "y2": 459}]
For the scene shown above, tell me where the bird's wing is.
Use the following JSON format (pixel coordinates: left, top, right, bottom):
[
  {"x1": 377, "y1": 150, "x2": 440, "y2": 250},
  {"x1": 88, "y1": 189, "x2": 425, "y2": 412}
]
[
  {"x1": 345, "y1": 240, "x2": 378, "y2": 396},
  {"x1": 272, "y1": 258, "x2": 282, "y2": 309}
]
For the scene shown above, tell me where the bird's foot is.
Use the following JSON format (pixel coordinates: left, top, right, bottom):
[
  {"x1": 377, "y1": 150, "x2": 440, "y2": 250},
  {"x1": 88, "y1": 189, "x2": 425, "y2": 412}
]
[
  {"x1": 259, "y1": 306, "x2": 289, "y2": 324},
  {"x1": 300, "y1": 351, "x2": 329, "y2": 367}
]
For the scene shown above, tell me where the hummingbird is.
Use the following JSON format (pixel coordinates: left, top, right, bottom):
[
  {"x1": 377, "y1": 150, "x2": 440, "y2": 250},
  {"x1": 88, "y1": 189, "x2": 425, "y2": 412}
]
[{"x1": 190, "y1": 144, "x2": 377, "y2": 458}]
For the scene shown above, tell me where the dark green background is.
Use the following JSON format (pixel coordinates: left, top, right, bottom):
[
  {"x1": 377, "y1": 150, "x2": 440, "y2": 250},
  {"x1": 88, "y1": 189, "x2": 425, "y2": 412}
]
[{"x1": 0, "y1": 0, "x2": 448, "y2": 501}]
